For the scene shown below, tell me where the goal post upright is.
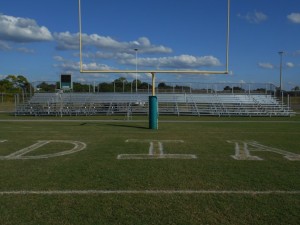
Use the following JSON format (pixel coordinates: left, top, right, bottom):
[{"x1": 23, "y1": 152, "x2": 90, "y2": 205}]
[
  {"x1": 226, "y1": 0, "x2": 231, "y2": 73},
  {"x1": 149, "y1": 72, "x2": 158, "y2": 129},
  {"x1": 78, "y1": 0, "x2": 83, "y2": 72}
]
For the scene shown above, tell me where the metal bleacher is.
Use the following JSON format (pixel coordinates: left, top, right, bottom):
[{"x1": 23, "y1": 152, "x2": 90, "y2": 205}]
[{"x1": 15, "y1": 92, "x2": 295, "y2": 117}]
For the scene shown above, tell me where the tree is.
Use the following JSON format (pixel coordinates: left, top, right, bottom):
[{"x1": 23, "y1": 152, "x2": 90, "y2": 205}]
[
  {"x1": 139, "y1": 82, "x2": 150, "y2": 90},
  {"x1": 36, "y1": 82, "x2": 56, "y2": 92},
  {"x1": 0, "y1": 79, "x2": 13, "y2": 92},
  {"x1": 99, "y1": 82, "x2": 113, "y2": 92},
  {"x1": 0, "y1": 75, "x2": 30, "y2": 93},
  {"x1": 232, "y1": 86, "x2": 244, "y2": 92},
  {"x1": 73, "y1": 82, "x2": 90, "y2": 92},
  {"x1": 158, "y1": 82, "x2": 168, "y2": 88},
  {"x1": 114, "y1": 77, "x2": 127, "y2": 84},
  {"x1": 223, "y1": 86, "x2": 231, "y2": 91},
  {"x1": 114, "y1": 77, "x2": 128, "y2": 92}
]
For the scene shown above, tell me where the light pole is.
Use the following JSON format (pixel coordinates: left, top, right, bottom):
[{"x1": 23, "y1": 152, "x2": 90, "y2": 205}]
[
  {"x1": 134, "y1": 48, "x2": 138, "y2": 93},
  {"x1": 278, "y1": 51, "x2": 284, "y2": 92}
]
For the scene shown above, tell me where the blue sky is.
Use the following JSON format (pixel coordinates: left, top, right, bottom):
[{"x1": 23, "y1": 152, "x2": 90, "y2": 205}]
[{"x1": 0, "y1": 0, "x2": 299, "y2": 89}]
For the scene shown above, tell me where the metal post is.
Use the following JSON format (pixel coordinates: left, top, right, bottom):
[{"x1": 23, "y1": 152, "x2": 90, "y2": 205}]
[
  {"x1": 14, "y1": 94, "x2": 17, "y2": 116},
  {"x1": 278, "y1": 51, "x2": 284, "y2": 92},
  {"x1": 134, "y1": 48, "x2": 138, "y2": 93},
  {"x1": 151, "y1": 72, "x2": 155, "y2": 96}
]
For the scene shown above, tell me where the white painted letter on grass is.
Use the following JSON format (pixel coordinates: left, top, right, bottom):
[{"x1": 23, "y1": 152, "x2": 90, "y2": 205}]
[
  {"x1": 118, "y1": 139, "x2": 197, "y2": 160},
  {"x1": 227, "y1": 140, "x2": 300, "y2": 161},
  {"x1": 0, "y1": 140, "x2": 87, "y2": 160}
]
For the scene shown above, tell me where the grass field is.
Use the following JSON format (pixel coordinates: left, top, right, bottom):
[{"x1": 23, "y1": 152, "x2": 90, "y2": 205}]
[{"x1": 0, "y1": 115, "x2": 299, "y2": 225}]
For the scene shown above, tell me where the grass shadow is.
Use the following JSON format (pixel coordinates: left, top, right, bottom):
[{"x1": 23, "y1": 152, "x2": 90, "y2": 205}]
[{"x1": 106, "y1": 123, "x2": 149, "y2": 130}]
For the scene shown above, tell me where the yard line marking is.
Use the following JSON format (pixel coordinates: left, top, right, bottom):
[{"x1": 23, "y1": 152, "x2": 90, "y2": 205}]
[{"x1": 0, "y1": 190, "x2": 299, "y2": 195}]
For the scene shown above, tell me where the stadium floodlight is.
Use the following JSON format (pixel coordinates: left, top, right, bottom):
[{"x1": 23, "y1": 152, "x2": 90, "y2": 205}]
[{"x1": 78, "y1": 0, "x2": 231, "y2": 75}]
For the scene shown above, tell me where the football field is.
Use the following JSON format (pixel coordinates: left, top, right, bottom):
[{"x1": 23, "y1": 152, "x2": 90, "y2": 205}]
[{"x1": 0, "y1": 116, "x2": 299, "y2": 225}]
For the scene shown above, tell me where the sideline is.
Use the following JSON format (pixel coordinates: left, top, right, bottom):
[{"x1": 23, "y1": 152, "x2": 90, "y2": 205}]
[{"x1": 0, "y1": 190, "x2": 299, "y2": 195}]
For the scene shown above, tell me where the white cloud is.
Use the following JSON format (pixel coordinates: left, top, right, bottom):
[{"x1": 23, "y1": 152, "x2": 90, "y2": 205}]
[
  {"x1": 53, "y1": 56, "x2": 114, "y2": 72},
  {"x1": 17, "y1": 47, "x2": 35, "y2": 54},
  {"x1": 81, "y1": 62, "x2": 113, "y2": 71},
  {"x1": 0, "y1": 14, "x2": 53, "y2": 42},
  {"x1": 54, "y1": 32, "x2": 79, "y2": 50},
  {"x1": 287, "y1": 13, "x2": 300, "y2": 24},
  {"x1": 286, "y1": 62, "x2": 294, "y2": 68},
  {"x1": 128, "y1": 55, "x2": 222, "y2": 69},
  {"x1": 258, "y1": 62, "x2": 274, "y2": 69},
  {"x1": 0, "y1": 40, "x2": 11, "y2": 50},
  {"x1": 0, "y1": 40, "x2": 34, "y2": 53},
  {"x1": 238, "y1": 11, "x2": 268, "y2": 24},
  {"x1": 54, "y1": 33, "x2": 221, "y2": 71},
  {"x1": 54, "y1": 32, "x2": 172, "y2": 54},
  {"x1": 53, "y1": 56, "x2": 65, "y2": 62},
  {"x1": 293, "y1": 50, "x2": 300, "y2": 56}
]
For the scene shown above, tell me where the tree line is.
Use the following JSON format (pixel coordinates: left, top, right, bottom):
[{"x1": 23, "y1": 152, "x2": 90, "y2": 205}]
[
  {"x1": 0, "y1": 75, "x2": 30, "y2": 94},
  {"x1": 34, "y1": 77, "x2": 191, "y2": 93},
  {"x1": 1, "y1": 75, "x2": 299, "y2": 94},
  {"x1": 0, "y1": 75, "x2": 188, "y2": 93}
]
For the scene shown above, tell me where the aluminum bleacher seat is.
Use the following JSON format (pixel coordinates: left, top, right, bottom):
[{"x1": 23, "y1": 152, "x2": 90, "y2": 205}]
[{"x1": 15, "y1": 92, "x2": 295, "y2": 117}]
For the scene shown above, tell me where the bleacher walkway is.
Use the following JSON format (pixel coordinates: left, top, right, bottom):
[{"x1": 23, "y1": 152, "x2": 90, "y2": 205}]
[{"x1": 15, "y1": 92, "x2": 295, "y2": 117}]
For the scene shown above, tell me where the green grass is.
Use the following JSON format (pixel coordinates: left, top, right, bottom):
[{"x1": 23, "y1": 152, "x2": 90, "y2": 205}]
[
  {"x1": 0, "y1": 102, "x2": 15, "y2": 112},
  {"x1": 0, "y1": 117, "x2": 299, "y2": 224}
]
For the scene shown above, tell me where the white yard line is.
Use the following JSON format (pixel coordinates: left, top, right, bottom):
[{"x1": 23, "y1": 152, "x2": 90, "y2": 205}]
[{"x1": 0, "y1": 190, "x2": 299, "y2": 195}]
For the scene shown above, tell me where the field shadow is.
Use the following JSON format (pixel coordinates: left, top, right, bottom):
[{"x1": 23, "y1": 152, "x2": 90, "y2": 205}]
[{"x1": 106, "y1": 123, "x2": 149, "y2": 130}]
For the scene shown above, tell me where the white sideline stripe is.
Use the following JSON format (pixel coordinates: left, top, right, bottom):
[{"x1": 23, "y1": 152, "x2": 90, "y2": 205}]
[{"x1": 0, "y1": 190, "x2": 299, "y2": 195}]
